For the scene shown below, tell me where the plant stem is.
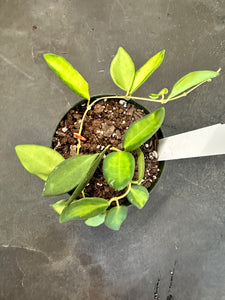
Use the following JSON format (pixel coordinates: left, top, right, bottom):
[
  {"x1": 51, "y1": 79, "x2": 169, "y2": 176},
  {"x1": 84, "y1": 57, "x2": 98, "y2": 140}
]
[
  {"x1": 109, "y1": 183, "x2": 131, "y2": 206},
  {"x1": 126, "y1": 95, "x2": 166, "y2": 103},
  {"x1": 76, "y1": 102, "x2": 92, "y2": 154},
  {"x1": 131, "y1": 180, "x2": 139, "y2": 184},
  {"x1": 110, "y1": 147, "x2": 121, "y2": 152}
]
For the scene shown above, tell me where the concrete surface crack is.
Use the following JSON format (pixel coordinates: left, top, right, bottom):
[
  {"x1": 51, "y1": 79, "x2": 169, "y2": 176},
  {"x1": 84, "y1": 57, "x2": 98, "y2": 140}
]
[
  {"x1": 176, "y1": 172, "x2": 209, "y2": 190},
  {"x1": 16, "y1": 256, "x2": 25, "y2": 288},
  {"x1": 0, "y1": 53, "x2": 34, "y2": 81},
  {"x1": 1, "y1": 244, "x2": 50, "y2": 263}
]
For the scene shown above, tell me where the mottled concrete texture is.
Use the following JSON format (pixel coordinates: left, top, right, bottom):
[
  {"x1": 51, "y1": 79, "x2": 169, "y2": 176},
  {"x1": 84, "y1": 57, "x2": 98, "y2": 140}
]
[{"x1": 1, "y1": 0, "x2": 225, "y2": 299}]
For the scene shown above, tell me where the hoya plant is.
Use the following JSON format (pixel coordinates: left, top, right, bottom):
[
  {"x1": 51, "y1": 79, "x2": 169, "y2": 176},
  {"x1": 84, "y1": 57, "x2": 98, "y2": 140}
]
[{"x1": 15, "y1": 47, "x2": 220, "y2": 230}]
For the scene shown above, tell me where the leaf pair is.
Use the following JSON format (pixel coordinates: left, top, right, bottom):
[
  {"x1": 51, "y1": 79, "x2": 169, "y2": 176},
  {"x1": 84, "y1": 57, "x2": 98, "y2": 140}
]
[
  {"x1": 85, "y1": 205, "x2": 128, "y2": 230},
  {"x1": 51, "y1": 197, "x2": 116, "y2": 228},
  {"x1": 50, "y1": 197, "x2": 107, "y2": 227},
  {"x1": 15, "y1": 144, "x2": 101, "y2": 197},
  {"x1": 60, "y1": 198, "x2": 109, "y2": 223},
  {"x1": 52, "y1": 197, "x2": 128, "y2": 231},
  {"x1": 110, "y1": 47, "x2": 165, "y2": 95}
]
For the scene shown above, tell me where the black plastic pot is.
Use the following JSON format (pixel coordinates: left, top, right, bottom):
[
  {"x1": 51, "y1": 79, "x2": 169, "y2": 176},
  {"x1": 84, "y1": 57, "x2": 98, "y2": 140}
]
[{"x1": 51, "y1": 95, "x2": 165, "y2": 198}]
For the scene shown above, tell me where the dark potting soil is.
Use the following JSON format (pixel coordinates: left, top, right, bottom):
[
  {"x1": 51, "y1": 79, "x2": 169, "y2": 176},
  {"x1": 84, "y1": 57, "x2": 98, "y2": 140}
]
[{"x1": 52, "y1": 98, "x2": 160, "y2": 205}]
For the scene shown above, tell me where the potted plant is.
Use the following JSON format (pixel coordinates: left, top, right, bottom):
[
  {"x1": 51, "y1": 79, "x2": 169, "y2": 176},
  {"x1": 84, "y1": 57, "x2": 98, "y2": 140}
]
[{"x1": 15, "y1": 47, "x2": 220, "y2": 230}]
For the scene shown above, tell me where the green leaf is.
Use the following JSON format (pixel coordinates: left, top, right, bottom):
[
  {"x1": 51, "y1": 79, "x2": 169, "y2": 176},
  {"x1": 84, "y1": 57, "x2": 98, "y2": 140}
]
[
  {"x1": 123, "y1": 107, "x2": 165, "y2": 151},
  {"x1": 43, "y1": 54, "x2": 90, "y2": 100},
  {"x1": 60, "y1": 198, "x2": 109, "y2": 223},
  {"x1": 103, "y1": 151, "x2": 135, "y2": 191},
  {"x1": 136, "y1": 148, "x2": 145, "y2": 184},
  {"x1": 110, "y1": 47, "x2": 135, "y2": 93},
  {"x1": 15, "y1": 144, "x2": 65, "y2": 181},
  {"x1": 68, "y1": 146, "x2": 111, "y2": 204},
  {"x1": 85, "y1": 214, "x2": 106, "y2": 227},
  {"x1": 43, "y1": 154, "x2": 98, "y2": 196},
  {"x1": 127, "y1": 185, "x2": 149, "y2": 209},
  {"x1": 129, "y1": 50, "x2": 165, "y2": 94},
  {"x1": 149, "y1": 93, "x2": 160, "y2": 100},
  {"x1": 105, "y1": 206, "x2": 128, "y2": 231},
  {"x1": 50, "y1": 199, "x2": 67, "y2": 215},
  {"x1": 168, "y1": 70, "x2": 219, "y2": 99},
  {"x1": 149, "y1": 88, "x2": 168, "y2": 99}
]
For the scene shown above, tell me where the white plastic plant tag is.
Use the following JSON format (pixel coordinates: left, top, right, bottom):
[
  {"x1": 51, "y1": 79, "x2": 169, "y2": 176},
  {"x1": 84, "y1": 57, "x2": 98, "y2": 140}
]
[{"x1": 158, "y1": 124, "x2": 225, "y2": 161}]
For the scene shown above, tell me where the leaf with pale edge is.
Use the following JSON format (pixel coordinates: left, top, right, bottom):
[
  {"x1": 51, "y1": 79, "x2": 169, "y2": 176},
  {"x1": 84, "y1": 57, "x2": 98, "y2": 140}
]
[
  {"x1": 103, "y1": 151, "x2": 135, "y2": 191},
  {"x1": 60, "y1": 198, "x2": 109, "y2": 223},
  {"x1": 110, "y1": 47, "x2": 135, "y2": 92},
  {"x1": 43, "y1": 54, "x2": 90, "y2": 100},
  {"x1": 130, "y1": 50, "x2": 165, "y2": 94},
  {"x1": 15, "y1": 144, "x2": 65, "y2": 181},
  {"x1": 85, "y1": 214, "x2": 106, "y2": 227},
  {"x1": 50, "y1": 199, "x2": 67, "y2": 215},
  {"x1": 43, "y1": 154, "x2": 98, "y2": 196},
  {"x1": 168, "y1": 70, "x2": 219, "y2": 99},
  {"x1": 105, "y1": 206, "x2": 128, "y2": 231},
  {"x1": 123, "y1": 107, "x2": 165, "y2": 151},
  {"x1": 127, "y1": 185, "x2": 149, "y2": 209}
]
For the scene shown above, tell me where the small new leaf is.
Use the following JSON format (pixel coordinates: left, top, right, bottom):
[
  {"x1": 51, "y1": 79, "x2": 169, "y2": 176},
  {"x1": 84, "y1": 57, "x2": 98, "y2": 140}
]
[
  {"x1": 110, "y1": 47, "x2": 135, "y2": 93},
  {"x1": 130, "y1": 50, "x2": 165, "y2": 95},
  {"x1": 127, "y1": 185, "x2": 149, "y2": 209},
  {"x1": 103, "y1": 151, "x2": 135, "y2": 191},
  {"x1": 60, "y1": 198, "x2": 109, "y2": 223},
  {"x1": 43, "y1": 54, "x2": 90, "y2": 100},
  {"x1": 123, "y1": 107, "x2": 165, "y2": 151},
  {"x1": 149, "y1": 88, "x2": 168, "y2": 99},
  {"x1": 50, "y1": 199, "x2": 67, "y2": 215},
  {"x1": 105, "y1": 205, "x2": 128, "y2": 231},
  {"x1": 85, "y1": 214, "x2": 106, "y2": 227},
  {"x1": 168, "y1": 70, "x2": 219, "y2": 99},
  {"x1": 15, "y1": 144, "x2": 65, "y2": 181},
  {"x1": 149, "y1": 93, "x2": 160, "y2": 100},
  {"x1": 43, "y1": 154, "x2": 98, "y2": 196}
]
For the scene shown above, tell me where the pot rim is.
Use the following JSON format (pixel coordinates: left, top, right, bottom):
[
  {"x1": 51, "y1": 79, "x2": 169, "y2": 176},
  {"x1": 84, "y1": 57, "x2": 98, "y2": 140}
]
[{"x1": 51, "y1": 94, "x2": 165, "y2": 197}]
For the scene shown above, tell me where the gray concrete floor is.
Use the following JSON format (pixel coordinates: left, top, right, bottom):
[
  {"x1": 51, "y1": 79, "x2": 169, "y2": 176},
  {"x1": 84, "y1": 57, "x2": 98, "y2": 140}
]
[{"x1": 1, "y1": 0, "x2": 225, "y2": 299}]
